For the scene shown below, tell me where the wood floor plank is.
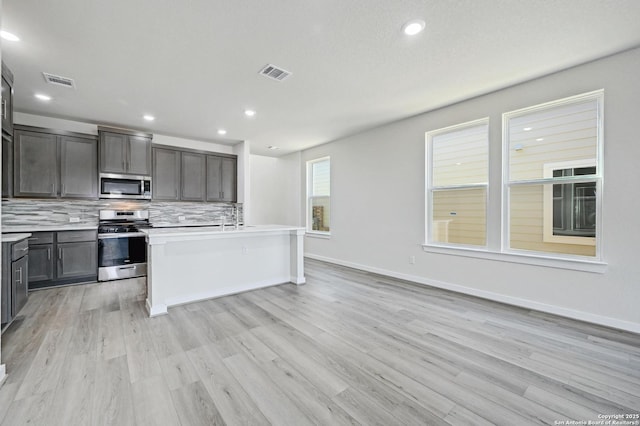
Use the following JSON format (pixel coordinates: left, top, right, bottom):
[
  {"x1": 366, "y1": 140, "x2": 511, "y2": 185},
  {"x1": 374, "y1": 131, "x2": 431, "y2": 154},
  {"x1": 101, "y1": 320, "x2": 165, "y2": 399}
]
[
  {"x1": 131, "y1": 374, "x2": 181, "y2": 426},
  {"x1": 0, "y1": 258, "x2": 638, "y2": 425},
  {"x1": 170, "y1": 380, "x2": 226, "y2": 426},
  {"x1": 187, "y1": 343, "x2": 271, "y2": 426}
]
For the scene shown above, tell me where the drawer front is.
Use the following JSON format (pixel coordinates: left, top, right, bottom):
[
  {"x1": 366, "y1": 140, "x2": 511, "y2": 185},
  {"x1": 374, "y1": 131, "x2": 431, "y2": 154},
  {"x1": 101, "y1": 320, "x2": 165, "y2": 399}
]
[
  {"x1": 57, "y1": 230, "x2": 97, "y2": 243},
  {"x1": 28, "y1": 232, "x2": 54, "y2": 245},
  {"x1": 12, "y1": 239, "x2": 29, "y2": 261}
]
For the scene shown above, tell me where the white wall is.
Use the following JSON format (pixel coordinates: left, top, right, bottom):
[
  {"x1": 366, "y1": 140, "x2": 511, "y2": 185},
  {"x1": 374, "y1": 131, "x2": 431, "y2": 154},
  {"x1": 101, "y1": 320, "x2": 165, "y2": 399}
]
[
  {"x1": 301, "y1": 47, "x2": 640, "y2": 332},
  {"x1": 249, "y1": 152, "x2": 301, "y2": 226}
]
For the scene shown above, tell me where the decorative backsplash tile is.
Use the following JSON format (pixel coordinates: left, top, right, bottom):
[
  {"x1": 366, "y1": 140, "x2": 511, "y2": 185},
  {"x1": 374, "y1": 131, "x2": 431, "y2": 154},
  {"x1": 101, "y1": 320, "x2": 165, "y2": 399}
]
[{"x1": 1, "y1": 199, "x2": 242, "y2": 227}]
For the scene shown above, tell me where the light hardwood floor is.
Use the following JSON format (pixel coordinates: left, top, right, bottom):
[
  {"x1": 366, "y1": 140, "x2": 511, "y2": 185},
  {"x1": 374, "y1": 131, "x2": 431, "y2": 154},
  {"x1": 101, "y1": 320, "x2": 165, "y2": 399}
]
[{"x1": 0, "y1": 258, "x2": 638, "y2": 425}]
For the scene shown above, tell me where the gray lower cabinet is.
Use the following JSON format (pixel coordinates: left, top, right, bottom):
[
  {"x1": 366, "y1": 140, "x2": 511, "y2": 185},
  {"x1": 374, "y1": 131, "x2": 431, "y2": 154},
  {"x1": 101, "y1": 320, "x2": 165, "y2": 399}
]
[
  {"x1": 57, "y1": 241, "x2": 97, "y2": 280},
  {"x1": 1, "y1": 238, "x2": 29, "y2": 327},
  {"x1": 28, "y1": 244, "x2": 54, "y2": 282},
  {"x1": 207, "y1": 155, "x2": 237, "y2": 202},
  {"x1": 152, "y1": 147, "x2": 180, "y2": 200},
  {"x1": 28, "y1": 230, "x2": 97, "y2": 289},
  {"x1": 14, "y1": 126, "x2": 98, "y2": 199},
  {"x1": 99, "y1": 130, "x2": 151, "y2": 176},
  {"x1": 181, "y1": 152, "x2": 206, "y2": 201}
]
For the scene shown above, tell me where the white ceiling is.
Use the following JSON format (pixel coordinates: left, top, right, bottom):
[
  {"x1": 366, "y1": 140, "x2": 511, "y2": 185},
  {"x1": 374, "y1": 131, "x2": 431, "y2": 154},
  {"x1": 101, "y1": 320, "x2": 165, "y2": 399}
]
[{"x1": 2, "y1": 1, "x2": 640, "y2": 157}]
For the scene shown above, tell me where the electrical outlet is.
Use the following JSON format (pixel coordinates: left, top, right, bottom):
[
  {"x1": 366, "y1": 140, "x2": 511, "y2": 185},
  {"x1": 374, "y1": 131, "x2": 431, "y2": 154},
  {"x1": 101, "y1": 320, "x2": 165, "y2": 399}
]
[
  {"x1": 69, "y1": 217, "x2": 80, "y2": 223},
  {"x1": 242, "y1": 247, "x2": 249, "y2": 255},
  {"x1": 409, "y1": 255, "x2": 416, "y2": 265},
  {"x1": 178, "y1": 216, "x2": 186, "y2": 222}
]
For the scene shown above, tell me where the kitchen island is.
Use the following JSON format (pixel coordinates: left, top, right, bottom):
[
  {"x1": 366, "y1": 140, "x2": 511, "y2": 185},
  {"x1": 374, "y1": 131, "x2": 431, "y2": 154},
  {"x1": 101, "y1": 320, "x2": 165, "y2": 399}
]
[{"x1": 141, "y1": 225, "x2": 305, "y2": 317}]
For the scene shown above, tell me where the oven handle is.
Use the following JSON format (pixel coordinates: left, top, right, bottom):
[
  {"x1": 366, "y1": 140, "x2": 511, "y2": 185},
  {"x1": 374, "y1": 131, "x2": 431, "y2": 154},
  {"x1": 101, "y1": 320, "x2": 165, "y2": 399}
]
[{"x1": 98, "y1": 232, "x2": 147, "y2": 239}]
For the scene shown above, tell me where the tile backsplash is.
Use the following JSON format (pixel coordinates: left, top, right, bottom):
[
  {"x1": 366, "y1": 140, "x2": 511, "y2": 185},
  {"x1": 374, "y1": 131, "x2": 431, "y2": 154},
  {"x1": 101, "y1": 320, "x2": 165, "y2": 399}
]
[{"x1": 1, "y1": 199, "x2": 242, "y2": 228}]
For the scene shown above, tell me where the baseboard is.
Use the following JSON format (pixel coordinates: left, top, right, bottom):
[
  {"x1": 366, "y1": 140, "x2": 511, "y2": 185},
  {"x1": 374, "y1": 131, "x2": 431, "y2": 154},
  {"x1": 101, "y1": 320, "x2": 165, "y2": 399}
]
[
  {"x1": 163, "y1": 277, "x2": 292, "y2": 310},
  {"x1": 305, "y1": 253, "x2": 640, "y2": 334},
  {"x1": 146, "y1": 299, "x2": 168, "y2": 317}
]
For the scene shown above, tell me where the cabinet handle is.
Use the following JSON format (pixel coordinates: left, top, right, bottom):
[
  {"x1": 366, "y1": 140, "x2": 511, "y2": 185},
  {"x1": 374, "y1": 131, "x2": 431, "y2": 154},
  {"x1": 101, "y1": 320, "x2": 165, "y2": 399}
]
[
  {"x1": 1, "y1": 100, "x2": 6, "y2": 119},
  {"x1": 17, "y1": 268, "x2": 22, "y2": 285},
  {"x1": 58, "y1": 247, "x2": 62, "y2": 260},
  {"x1": 47, "y1": 248, "x2": 51, "y2": 260},
  {"x1": 61, "y1": 184, "x2": 65, "y2": 195}
]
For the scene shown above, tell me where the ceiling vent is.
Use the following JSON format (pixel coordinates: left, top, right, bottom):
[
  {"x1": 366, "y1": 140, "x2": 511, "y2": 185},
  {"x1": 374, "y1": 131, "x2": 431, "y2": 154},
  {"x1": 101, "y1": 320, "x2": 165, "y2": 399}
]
[
  {"x1": 259, "y1": 64, "x2": 292, "y2": 82},
  {"x1": 42, "y1": 72, "x2": 76, "y2": 88}
]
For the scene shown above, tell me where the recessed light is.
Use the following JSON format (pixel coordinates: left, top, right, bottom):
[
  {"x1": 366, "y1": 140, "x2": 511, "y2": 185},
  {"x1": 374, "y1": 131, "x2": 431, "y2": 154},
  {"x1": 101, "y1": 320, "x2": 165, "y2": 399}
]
[
  {"x1": 244, "y1": 109, "x2": 256, "y2": 117},
  {"x1": 217, "y1": 129, "x2": 227, "y2": 135},
  {"x1": 455, "y1": 162, "x2": 462, "y2": 166},
  {"x1": 0, "y1": 30, "x2": 20, "y2": 42},
  {"x1": 34, "y1": 93, "x2": 52, "y2": 101},
  {"x1": 536, "y1": 138, "x2": 544, "y2": 141},
  {"x1": 402, "y1": 19, "x2": 425, "y2": 36},
  {"x1": 268, "y1": 145, "x2": 279, "y2": 150},
  {"x1": 523, "y1": 127, "x2": 532, "y2": 131},
  {"x1": 143, "y1": 115, "x2": 155, "y2": 121}
]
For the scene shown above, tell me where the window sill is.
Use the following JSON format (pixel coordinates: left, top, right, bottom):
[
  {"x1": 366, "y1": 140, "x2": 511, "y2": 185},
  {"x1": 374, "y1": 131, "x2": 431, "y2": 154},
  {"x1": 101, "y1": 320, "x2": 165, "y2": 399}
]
[
  {"x1": 306, "y1": 231, "x2": 331, "y2": 239},
  {"x1": 421, "y1": 244, "x2": 607, "y2": 273}
]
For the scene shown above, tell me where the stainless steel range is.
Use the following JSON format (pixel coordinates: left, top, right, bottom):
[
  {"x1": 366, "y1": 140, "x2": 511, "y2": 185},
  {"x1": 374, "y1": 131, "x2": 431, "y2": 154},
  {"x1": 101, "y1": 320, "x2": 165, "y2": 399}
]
[{"x1": 98, "y1": 209, "x2": 149, "y2": 281}]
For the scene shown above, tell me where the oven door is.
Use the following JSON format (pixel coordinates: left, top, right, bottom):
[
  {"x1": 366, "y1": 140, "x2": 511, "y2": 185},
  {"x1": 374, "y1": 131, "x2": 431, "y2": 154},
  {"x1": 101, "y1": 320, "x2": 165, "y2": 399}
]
[{"x1": 98, "y1": 234, "x2": 147, "y2": 281}]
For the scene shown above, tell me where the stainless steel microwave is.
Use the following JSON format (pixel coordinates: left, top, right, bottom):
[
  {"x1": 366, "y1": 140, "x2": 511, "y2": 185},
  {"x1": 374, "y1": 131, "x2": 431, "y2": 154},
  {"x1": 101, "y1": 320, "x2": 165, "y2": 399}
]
[{"x1": 99, "y1": 173, "x2": 152, "y2": 199}]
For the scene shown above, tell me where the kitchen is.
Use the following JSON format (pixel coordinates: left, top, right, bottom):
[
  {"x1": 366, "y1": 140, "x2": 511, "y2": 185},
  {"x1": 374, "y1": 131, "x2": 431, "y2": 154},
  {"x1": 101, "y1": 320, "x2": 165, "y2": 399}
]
[{"x1": 2, "y1": 1, "x2": 640, "y2": 425}]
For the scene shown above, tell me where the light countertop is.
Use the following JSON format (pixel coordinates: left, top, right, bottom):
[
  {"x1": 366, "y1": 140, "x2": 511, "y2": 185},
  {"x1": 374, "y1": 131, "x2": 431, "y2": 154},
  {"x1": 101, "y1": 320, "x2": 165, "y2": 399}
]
[
  {"x1": 141, "y1": 224, "x2": 304, "y2": 242},
  {"x1": 2, "y1": 233, "x2": 32, "y2": 243},
  {"x1": 2, "y1": 224, "x2": 98, "y2": 232}
]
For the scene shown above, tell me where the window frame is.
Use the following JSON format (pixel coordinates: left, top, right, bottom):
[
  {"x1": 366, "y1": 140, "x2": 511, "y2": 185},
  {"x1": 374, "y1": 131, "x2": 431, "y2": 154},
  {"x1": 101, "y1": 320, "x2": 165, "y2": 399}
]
[
  {"x1": 425, "y1": 117, "x2": 489, "y2": 249},
  {"x1": 306, "y1": 156, "x2": 331, "y2": 236},
  {"x1": 501, "y1": 90, "x2": 604, "y2": 261},
  {"x1": 542, "y1": 159, "x2": 597, "y2": 246}
]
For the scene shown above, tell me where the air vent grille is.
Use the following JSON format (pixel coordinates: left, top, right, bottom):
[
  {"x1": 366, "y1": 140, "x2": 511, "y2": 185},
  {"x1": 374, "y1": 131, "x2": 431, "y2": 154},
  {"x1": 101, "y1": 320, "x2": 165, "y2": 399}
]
[
  {"x1": 259, "y1": 64, "x2": 292, "y2": 82},
  {"x1": 42, "y1": 72, "x2": 76, "y2": 88}
]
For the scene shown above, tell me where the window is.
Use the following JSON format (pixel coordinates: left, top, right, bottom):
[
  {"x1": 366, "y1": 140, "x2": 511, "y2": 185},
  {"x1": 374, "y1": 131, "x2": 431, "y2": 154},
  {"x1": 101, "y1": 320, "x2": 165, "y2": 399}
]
[
  {"x1": 307, "y1": 157, "x2": 331, "y2": 234},
  {"x1": 504, "y1": 91, "x2": 602, "y2": 258},
  {"x1": 426, "y1": 119, "x2": 489, "y2": 247}
]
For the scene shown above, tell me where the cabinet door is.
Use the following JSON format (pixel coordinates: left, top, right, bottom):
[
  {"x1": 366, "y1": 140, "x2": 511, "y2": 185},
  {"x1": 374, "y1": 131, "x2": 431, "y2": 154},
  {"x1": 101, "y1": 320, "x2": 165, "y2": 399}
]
[
  {"x1": 220, "y1": 157, "x2": 237, "y2": 202},
  {"x1": 12, "y1": 255, "x2": 28, "y2": 316},
  {"x1": 28, "y1": 244, "x2": 54, "y2": 283},
  {"x1": 2, "y1": 134, "x2": 12, "y2": 197},
  {"x1": 206, "y1": 155, "x2": 222, "y2": 201},
  {"x1": 152, "y1": 148, "x2": 180, "y2": 200},
  {"x1": 127, "y1": 135, "x2": 151, "y2": 176},
  {"x1": 100, "y1": 132, "x2": 127, "y2": 174},
  {"x1": 14, "y1": 130, "x2": 58, "y2": 197},
  {"x1": 60, "y1": 135, "x2": 98, "y2": 198},
  {"x1": 1, "y1": 74, "x2": 13, "y2": 136},
  {"x1": 57, "y1": 241, "x2": 97, "y2": 280},
  {"x1": 181, "y1": 152, "x2": 206, "y2": 201}
]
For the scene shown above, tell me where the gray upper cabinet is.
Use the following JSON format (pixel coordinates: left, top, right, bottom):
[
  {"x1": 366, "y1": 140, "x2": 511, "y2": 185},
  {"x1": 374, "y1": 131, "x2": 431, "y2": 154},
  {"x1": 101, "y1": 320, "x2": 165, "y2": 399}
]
[
  {"x1": 128, "y1": 135, "x2": 152, "y2": 175},
  {"x1": 207, "y1": 155, "x2": 237, "y2": 202},
  {"x1": 2, "y1": 62, "x2": 14, "y2": 137},
  {"x1": 152, "y1": 147, "x2": 180, "y2": 200},
  {"x1": 99, "y1": 132, "x2": 127, "y2": 174},
  {"x1": 60, "y1": 135, "x2": 98, "y2": 198},
  {"x1": 99, "y1": 129, "x2": 151, "y2": 176},
  {"x1": 153, "y1": 145, "x2": 236, "y2": 203},
  {"x1": 2, "y1": 134, "x2": 13, "y2": 198},
  {"x1": 14, "y1": 126, "x2": 98, "y2": 199},
  {"x1": 14, "y1": 130, "x2": 58, "y2": 197},
  {"x1": 181, "y1": 152, "x2": 206, "y2": 201}
]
